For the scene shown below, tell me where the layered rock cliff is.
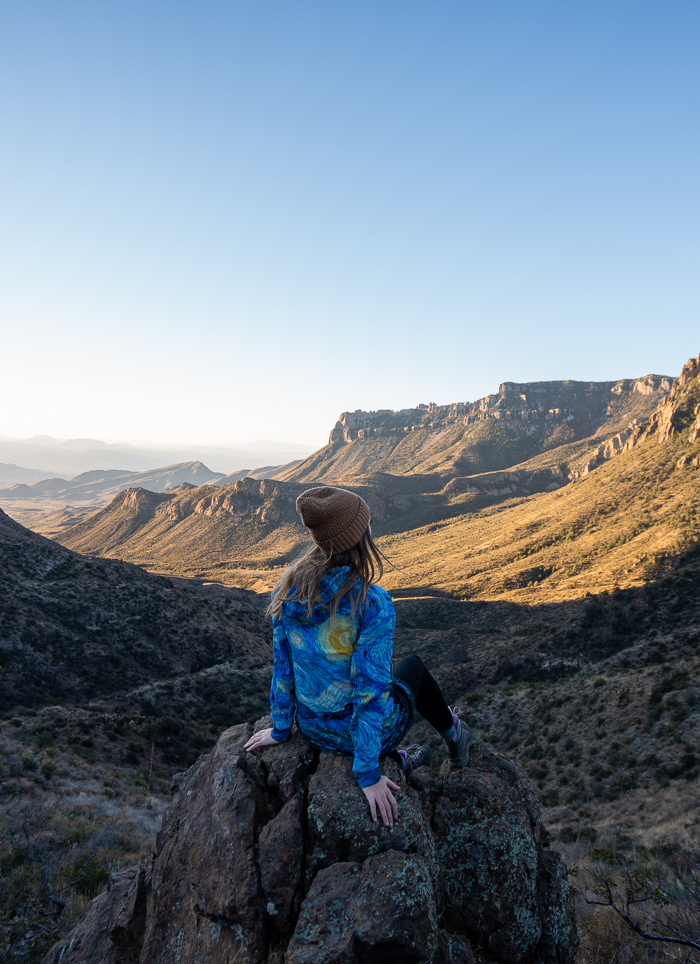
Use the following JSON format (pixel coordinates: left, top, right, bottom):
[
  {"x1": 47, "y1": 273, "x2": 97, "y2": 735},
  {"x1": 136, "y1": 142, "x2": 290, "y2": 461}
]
[
  {"x1": 44, "y1": 722, "x2": 578, "y2": 964},
  {"x1": 276, "y1": 373, "x2": 673, "y2": 483},
  {"x1": 328, "y1": 375, "x2": 673, "y2": 446}
]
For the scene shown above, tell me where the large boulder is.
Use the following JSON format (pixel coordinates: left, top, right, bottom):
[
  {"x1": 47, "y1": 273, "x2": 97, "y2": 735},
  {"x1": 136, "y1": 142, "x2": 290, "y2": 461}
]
[{"x1": 44, "y1": 721, "x2": 578, "y2": 964}]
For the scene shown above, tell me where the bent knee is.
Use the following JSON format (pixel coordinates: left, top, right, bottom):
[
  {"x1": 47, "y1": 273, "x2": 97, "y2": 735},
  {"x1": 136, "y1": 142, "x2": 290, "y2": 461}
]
[
  {"x1": 395, "y1": 653, "x2": 424, "y2": 671},
  {"x1": 394, "y1": 654, "x2": 427, "y2": 690}
]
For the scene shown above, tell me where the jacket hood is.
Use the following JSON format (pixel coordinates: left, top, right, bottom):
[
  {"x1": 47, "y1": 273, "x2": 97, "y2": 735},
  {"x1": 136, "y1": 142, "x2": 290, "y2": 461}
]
[{"x1": 279, "y1": 566, "x2": 359, "y2": 625}]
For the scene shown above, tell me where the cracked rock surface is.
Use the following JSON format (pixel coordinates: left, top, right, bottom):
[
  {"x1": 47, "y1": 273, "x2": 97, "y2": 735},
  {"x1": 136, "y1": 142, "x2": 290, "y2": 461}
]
[{"x1": 43, "y1": 721, "x2": 578, "y2": 964}]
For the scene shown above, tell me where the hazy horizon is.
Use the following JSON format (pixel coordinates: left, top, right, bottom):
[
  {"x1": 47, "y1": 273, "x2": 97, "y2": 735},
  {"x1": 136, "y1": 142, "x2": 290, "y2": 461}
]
[
  {"x1": 0, "y1": 433, "x2": 318, "y2": 452},
  {"x1": 0, "y1": 433, "x2": 320, "y2": 480}
]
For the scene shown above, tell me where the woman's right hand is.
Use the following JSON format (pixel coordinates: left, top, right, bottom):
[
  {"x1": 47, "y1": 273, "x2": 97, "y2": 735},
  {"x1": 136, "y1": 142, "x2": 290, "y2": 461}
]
[
  {"x1": 362, "y1": 775, "x2": 400, "y2": 827},
  {"x1": 244, "y1": 728, "x2": 281, "y2": 752}
]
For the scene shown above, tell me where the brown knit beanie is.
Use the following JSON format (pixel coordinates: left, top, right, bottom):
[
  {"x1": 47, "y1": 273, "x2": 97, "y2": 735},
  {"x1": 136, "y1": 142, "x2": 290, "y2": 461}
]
[{"x1": 296, "y1": 486, "x2": 371, "y2": 555}]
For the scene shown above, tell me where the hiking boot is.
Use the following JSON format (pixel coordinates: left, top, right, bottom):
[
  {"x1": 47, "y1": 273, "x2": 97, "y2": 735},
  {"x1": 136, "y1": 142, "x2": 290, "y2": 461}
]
[
  {"x1": 446, "y1": 709, "x2": 474, "y2": 768},
  {"x1": 397, "y1": 744, "x2": 433, "y2": 775}
]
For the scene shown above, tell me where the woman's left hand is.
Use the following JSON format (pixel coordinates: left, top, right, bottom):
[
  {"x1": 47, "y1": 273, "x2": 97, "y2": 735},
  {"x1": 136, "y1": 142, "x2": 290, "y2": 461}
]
[{"x1": 244, "y1": 728, "x2": 281, "y2": 752}]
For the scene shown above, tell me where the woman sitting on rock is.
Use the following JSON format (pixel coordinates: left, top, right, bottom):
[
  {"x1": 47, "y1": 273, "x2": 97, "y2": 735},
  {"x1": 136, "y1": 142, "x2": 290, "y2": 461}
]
[{"x1": 244, "y1": 486, "x2": 473, "y2": 828}]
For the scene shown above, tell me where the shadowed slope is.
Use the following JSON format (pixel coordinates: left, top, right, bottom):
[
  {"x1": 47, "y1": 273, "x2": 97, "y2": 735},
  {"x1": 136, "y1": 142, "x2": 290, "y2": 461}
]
[{"x1": 0, "y1": 507, "x2": 270, "y2": 717}]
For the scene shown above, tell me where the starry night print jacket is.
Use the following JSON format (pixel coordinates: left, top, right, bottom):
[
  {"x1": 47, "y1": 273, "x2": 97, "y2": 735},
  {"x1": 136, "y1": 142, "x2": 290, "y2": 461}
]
[{"x1": 269, "y1": 567, "x2": 414, "y2": 788}]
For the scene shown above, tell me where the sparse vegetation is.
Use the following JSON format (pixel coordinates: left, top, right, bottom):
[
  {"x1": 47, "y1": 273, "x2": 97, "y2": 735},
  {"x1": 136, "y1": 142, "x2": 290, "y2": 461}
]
[
  {"x1": 0, "y1": 713, "x2": 169, "y2": 963},
  {"x1": 578, "y1": 844, "x2": 700, "y2": 962}
]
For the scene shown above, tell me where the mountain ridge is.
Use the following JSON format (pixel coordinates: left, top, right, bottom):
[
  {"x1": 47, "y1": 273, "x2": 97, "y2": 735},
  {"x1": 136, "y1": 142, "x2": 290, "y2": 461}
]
[
  {"x1": 277, "y1": 373, "x2": 673, "y2": 483},
  {"x1": 0, "y1": 461, "x2": 224, "y2": 501}
]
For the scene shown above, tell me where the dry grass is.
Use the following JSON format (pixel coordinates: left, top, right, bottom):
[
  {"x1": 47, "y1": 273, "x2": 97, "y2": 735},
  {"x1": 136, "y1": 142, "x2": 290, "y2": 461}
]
[
  {"x1": 563, "y1": 839, "x2": 700, "y2": 964},
  {"x1": 379, "y1": 439, "x2": 700, "y2": 602},
  {"x1": 0, "y1": 715, "x2": 171, "y2": 963}
]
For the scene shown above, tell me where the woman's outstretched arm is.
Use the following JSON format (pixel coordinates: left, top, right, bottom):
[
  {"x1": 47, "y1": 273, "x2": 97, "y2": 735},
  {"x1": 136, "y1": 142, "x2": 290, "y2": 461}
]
[
  {"x1": 269, "y1": 614, "x2": 296, "y2": 740},
  {"x1": 245, "y1": 615, "x2": 294, "y2": 753}
]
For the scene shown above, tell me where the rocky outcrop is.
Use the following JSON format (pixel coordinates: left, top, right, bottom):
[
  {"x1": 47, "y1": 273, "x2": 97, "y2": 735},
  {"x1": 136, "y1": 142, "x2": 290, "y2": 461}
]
[
  {"x1": 441, "y1": 466, "x2": 569, "y2": 498},
  {"x1": 557, "y1": 356, "x2": 700, "y2": 478},
  {"x1": 44, "y1": 722, "x2": 578, "y2": 964},
  {"x1": 621, "y1": 354, "x2": 700, "y2": 450},
  {"x1": 569, "y1": 418, "x2": 647, "y2": 478}
]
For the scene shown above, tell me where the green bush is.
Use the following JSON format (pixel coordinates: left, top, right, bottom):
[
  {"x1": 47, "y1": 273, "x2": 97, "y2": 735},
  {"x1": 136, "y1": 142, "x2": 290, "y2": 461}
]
[
  {"x1": 32, "y1": 729, "x2": 55, "y2": 749},
  {"x1": 67, "y1": 856, "x2": 110, "y2": 899}
]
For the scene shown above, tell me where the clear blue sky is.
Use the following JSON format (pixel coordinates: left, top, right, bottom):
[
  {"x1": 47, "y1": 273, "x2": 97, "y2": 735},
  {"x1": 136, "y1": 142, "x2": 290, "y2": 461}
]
[{"x1": 1, "y1": 1, "x2": 698, "y2": 448}]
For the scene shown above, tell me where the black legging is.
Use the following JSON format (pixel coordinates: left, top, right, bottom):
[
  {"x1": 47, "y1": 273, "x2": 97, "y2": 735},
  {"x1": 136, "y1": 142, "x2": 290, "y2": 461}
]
[{"x1": 394, "y1": 654, "x2": 453, "y2": 733}]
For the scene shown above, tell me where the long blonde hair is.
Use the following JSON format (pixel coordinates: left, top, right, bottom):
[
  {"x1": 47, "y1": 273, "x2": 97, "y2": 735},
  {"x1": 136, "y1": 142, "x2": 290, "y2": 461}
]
[{"x1": 268, "y1": 527, "x2": 388, "y2": 621}]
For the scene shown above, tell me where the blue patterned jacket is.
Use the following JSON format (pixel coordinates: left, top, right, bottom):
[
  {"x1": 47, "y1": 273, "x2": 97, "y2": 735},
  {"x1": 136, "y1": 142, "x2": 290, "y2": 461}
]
[{"x1": 270, "y1": 567, "x2": 412, "y2": 788}]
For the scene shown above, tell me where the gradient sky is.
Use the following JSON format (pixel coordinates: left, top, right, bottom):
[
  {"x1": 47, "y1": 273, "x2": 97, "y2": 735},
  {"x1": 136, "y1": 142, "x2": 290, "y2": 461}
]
[{"x1": 1, "y1": 2, "x2": 698, "y2": 448}]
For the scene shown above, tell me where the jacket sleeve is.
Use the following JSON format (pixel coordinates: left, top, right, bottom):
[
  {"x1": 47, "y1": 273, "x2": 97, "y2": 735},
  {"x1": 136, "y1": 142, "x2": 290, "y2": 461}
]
[
  {"x1": 349, "y1": 587, "x2": 396, "y2": 788},
  {"x1": 270, "y1": 614, "x2": 295, "y2": 741}
]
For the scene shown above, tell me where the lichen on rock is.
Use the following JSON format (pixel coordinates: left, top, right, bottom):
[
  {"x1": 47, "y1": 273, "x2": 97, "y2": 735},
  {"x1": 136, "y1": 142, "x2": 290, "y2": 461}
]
[{"x1": 43, "y1": 721, "x2": 578, "y2": 964}]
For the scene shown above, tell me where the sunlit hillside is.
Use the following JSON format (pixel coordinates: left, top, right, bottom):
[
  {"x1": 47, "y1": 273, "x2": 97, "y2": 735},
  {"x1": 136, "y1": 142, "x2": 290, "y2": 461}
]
[{"x1": 382, "y1": 356, "x2": 700, "y2": 601}]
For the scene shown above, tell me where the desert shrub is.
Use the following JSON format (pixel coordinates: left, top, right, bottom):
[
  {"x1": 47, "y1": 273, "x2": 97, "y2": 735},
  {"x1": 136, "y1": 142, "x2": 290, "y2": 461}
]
[
  {"x1": 0, "y1": 803, "x2": 109, "y2": 963},
  {"x1": 609, "y1": 773, "x2": 637, "y2": 795},
  {"x1": 581, "y1": 844, "x2": 700, "y2": 962},
  {"x1": 66, "y1": 856, "x2": 110, "y2": 899}
]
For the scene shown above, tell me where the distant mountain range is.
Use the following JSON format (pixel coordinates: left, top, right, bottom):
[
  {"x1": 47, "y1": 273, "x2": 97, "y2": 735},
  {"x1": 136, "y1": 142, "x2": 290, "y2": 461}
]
[
  {"x1": 0, "y1": 462, "x2": 53, "y2": 486},
  {"x1": 0, "y1": 372, "x2": 673, "y2": 507},
  {"x1": 0, "y1": 459, "x2": 303, "y2": 503},
  {"x1": 0, "y1": 435, "x2": 315, "y2": 480}
]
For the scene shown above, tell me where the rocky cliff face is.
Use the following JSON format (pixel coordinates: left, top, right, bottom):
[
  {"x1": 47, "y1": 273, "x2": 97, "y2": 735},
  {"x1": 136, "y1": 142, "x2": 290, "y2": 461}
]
[
  {"x1": 44, "y1": 722, "x2": 578, "y2": 964},
  {"x1": 622, "y1": 354, "x2": 700, "y2": 451},
  {"x1": 273, "y1": 372, "x2": 674, "y2": 484},
  {"x1": 328, "y1": 376, "x2": 673, "y2": 446}
]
